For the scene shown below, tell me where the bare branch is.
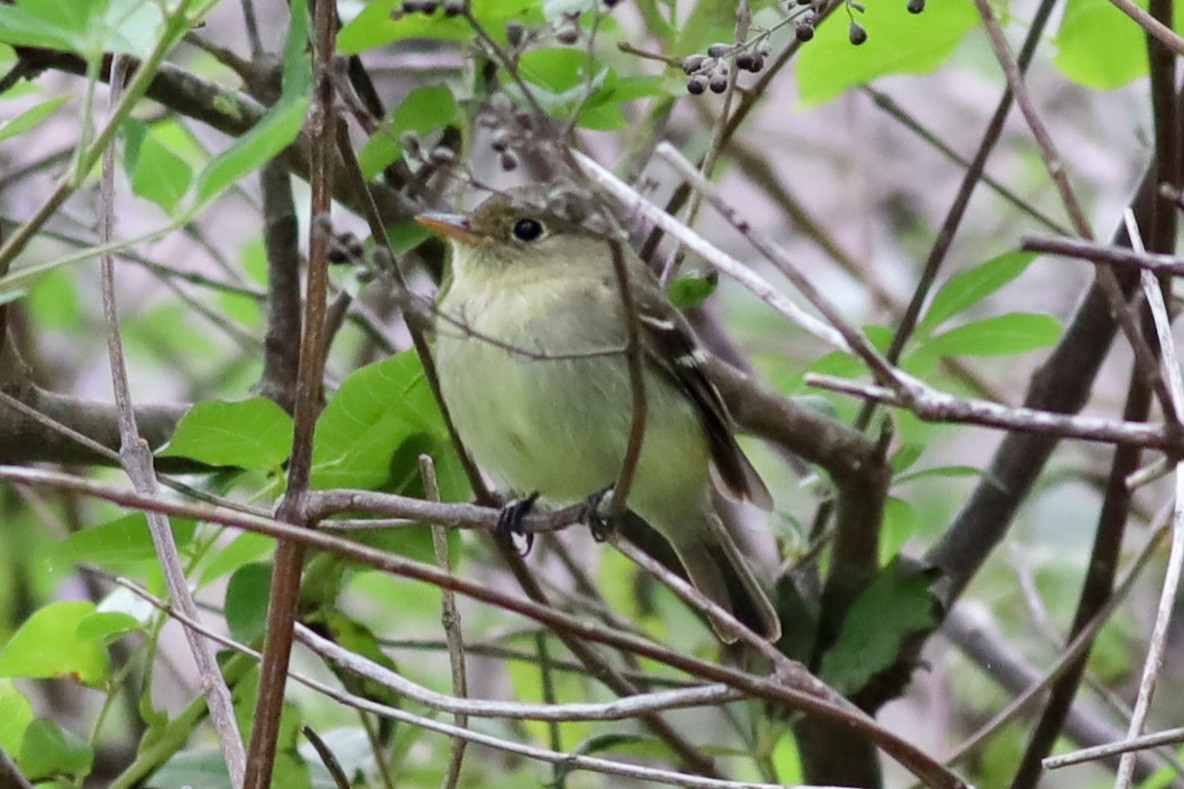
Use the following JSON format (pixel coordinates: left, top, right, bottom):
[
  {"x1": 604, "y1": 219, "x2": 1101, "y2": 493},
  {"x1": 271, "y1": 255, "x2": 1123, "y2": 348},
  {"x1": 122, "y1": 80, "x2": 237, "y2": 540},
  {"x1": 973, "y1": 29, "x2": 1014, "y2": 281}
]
[
  {"x1": 96, "y1": 54, "x2": 245, "y2": 782},
  {"x1": 420, "y1": 455, "x2": 469, "y2": 789}
]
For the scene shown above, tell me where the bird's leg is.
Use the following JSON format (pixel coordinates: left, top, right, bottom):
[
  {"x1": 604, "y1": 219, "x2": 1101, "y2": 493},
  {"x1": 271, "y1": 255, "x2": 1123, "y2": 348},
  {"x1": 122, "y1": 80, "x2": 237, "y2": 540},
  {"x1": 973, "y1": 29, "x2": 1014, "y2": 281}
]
[
  {"x1": 581, "y1": 487, "x2": 617, "y2": 542},
  {"x1": 496, "y1": 491, "x2": 540, "y2": 556}
]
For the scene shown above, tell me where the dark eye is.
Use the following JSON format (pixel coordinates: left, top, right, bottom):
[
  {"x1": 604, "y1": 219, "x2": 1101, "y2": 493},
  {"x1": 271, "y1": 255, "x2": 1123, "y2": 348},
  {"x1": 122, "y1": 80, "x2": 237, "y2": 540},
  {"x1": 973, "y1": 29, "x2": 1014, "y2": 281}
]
[{"x1": 512, "y1": 217, "x2": 545, "y2": 242}]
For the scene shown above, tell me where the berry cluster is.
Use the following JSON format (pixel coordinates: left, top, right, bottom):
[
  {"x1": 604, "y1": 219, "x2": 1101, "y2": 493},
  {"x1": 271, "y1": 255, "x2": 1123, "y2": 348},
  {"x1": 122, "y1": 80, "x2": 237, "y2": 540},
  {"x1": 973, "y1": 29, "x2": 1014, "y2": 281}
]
[
  {"x1": 476, "y1": 95, "x2": 541, "y2": 172},
  {"x1": 681, "y1": 38, "x2": 770, "y2": 95},
  {"x1": 553, "y1": 12, "x2": 581, "y2": 45}
]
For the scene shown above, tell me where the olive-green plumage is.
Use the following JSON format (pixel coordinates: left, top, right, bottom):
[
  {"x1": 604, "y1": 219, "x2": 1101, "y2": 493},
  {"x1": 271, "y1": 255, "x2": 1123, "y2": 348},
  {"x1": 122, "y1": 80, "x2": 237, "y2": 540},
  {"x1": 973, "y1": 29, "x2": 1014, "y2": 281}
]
[{"x1": 421, "y1": 186, "x2": 779, "y2": 643}]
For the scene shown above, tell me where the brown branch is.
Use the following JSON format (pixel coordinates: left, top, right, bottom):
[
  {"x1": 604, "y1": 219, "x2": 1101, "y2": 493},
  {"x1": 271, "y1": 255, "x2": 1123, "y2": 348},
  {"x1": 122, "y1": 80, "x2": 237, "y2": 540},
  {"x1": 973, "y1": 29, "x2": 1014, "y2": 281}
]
[
  {"x1": 607, "y1": 239, "x2": 646, "y2": 517},
  {"x1": 244, "y1": 0, "x2": 337, "y2": 783},
  {"x1": 974, "y1": 0, "x2": 1178, "y2": 425},
  {"x1": 1009, "y1": 372, "x2": 1149, "y2": 787},
  {"x1": 13, "y1": 49, "x2": 416, "y2": 226},
  {"x1": 256, "y1": 159, "x2": 303, "y2": 413},
  {"x1": 0, "y1": 465, "x2": 968, "y2": 788},
  {"x1": 98, "y1": 55, "x2": 245, "y2": 780},
  {"x1": 1023, "y1": 236, "x2": 1184, "y2": 274},
  {"x1": 860, "y1": 0, "x2": 1059, "y2": 425},
  {"x1": 420, "y1": 455, "x2": 468, "y2": 789}
]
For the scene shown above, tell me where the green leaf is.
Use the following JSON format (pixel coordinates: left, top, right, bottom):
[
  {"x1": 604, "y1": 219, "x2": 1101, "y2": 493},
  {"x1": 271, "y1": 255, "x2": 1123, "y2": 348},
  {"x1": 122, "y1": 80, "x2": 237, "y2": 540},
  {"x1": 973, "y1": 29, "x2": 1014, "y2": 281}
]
[
  {"x1": 0, "y1": 0, "x2": 165, "y2": 60},
  {"x1": 894, "y1": 464, "x2": 985, "y2": 485},
  {"x1": 193, "y1": 97, "x2": 309, "y2": 206},
  {"x1": 506, "y1": 47, "x2": 662, "y2": 129},
  {"x1": 149, "y1": 748, "x2": 235, "y2": 789},
  {"x1": 917, "y1": 251, "x2": 1037, "y2": 336},
  {"x1": 75, "y1": 611, "x2": 143, "y2": 643},
  {"x1": 0, "y1": 0, "x2": 103, "y2": 53},
  {"x1": 669, "y1": 271, "x2": 718, "y2": 308},
  {"x1": 0, "y1": 680, "x2": 34, "y2": 753},
  {"x1": 395, "y1": 83, "x2": 457, "y2": 135},
  {"x1": 515, "y1": 47, "x2": 610, "y2": 100},
  {"x1": 191, "y1": 0, "x2": 311, "y2": 209},
  {"x1": 819, "y1": 558, "x2": 939, "y2": 693},
  {"x1": 25, "y1": 267, "x2": 80, "y2": 329},
  {"x1": 917, "y1": 312, "x2": 1061, "y2": 358},
  {"x1": 1053, "y1": 0, "x2": 1151, "y2": 88},
  {"x1": 889, "y1": 443, "x2": 924, "y2": 473},
  {"x1": 158, "y1": 397, "x2": 294, "y2": 470},
  {"x1": 54, "y1": 513, "x2": 195, "y2": 569},
  {"x1": 18, "y1": 718, "x2": 93, "y2": 782},
  {"x1": 796, "y1": 0, "x2": 978, "y2": 106},
  {"x1": 128, "y1": 123, "x2": 194, "y2": 213},
  {"x1": 0, "y1": 94, "x2": 67, "y2": 141},
  {"x1": 880, "y1": 496, "x2": 918, "y2": 563},
  {"x1": 358, "y1": 129, "x2": 403, "y2": 181},
  {"x1": 199, "y1": 531, "x2": 276, "y2": 585},
  {"x1": 387, "y1": 220, "x2": 434, "y2": 255},
  {"x1": 326, "y1": 612, "x2": 404, "y2": 707},
  {"x1": 282, "y1": 0, "x2": 312, "y2": 98},
  {"x1": 310, "y1": 350, "x2": 448, "y2": 489},
  {"x1": 359, "y1": 84, "x2": 458, "y2": 179},
  {"x1": 102, "y1": 0, "x2": 168, "y2": 59},
  {"x1": 225, "y1": 562, "x2": 273, "y2": 644},
  {"x1": 0, "y1": 601, "x2": 109, "y2": 687}
]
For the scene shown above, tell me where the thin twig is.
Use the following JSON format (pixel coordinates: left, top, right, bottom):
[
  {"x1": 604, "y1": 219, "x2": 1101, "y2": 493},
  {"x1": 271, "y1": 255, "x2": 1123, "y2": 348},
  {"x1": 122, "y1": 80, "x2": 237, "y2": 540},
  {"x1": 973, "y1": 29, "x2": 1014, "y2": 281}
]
[
  {"x1": 974, "y1": 0, "x2": 1178, "y2": 423},
  {"x1": 0, "y1": 464, "x2": 964, "y2": 788},
  {"x1": 420, "y1": 455, "x2": 469, "y2": 789},
  {"x1": 1047, "y1": 725, "x2": 1184, "y2": 770},
  {"x1": 611, "y1": 536, "x2": 788, "y2": 667},
  {"x1": 245, "y1": 0, "x2": 337, "y2": 782},
  {"x1": 1107, "y1": 0, "x2": 1184, "y2": 56},
  {"x1": 296, "y1": 624, "x2": 743, "y2": 722},
  {"x1": 860, "y1": 86, "x2": 1069, "y2": 235},
  {"x1": 121, "y1": 580, "x2": 800, "y2": 789},
  {"x1": 608, "y1": 240, "x2": 647, "y2": 518},
  {"x1": 655, "y1": 142, "x2": 899, "y2": 386},
  {"x1": 1023, "y1": 235, "x2": 1184, "y2": 275},
  {"x1": 807, "y1": 373, "x2": 1184, "y2": 450},
  {"x1": 573, "y1": 150, "x2": 849, "y2": 350},
  {"x1": 944, "y1": 507, "x2": 1170, "y2": 765},
  {"x1": 96, "y1": 54, "x2": 245, "y2": 783},
  {"x1": 662, "y1": 0, "x2": 751, "y2": 283},
  {"x1": 1115, "y1": 212, "x2": 1184, "y2": 788},
  {"x1": 535, "y1": 632, "x2": 566, "y2": 789}
]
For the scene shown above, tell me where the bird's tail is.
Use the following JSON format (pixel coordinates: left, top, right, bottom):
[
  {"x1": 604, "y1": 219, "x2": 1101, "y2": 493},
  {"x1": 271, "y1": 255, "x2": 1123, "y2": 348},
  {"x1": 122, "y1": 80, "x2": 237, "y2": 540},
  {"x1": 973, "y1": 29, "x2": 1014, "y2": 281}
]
[
  {"x1": 624, "y1": 510, "x2": 781, "y2": 643},
  {"x1": 675, "y1": 523, "x2": 782, "y2": 644}
]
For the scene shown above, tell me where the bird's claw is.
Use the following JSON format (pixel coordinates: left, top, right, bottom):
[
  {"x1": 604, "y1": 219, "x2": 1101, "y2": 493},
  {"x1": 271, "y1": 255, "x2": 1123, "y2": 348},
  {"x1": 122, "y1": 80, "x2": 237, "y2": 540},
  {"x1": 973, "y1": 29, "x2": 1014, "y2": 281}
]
[
  {"x1": 496, "y1": 492, "x2": 539, "y2": 556},
  {"x1": 581, "y1": 488, "x2": 616, "y2": 542}
]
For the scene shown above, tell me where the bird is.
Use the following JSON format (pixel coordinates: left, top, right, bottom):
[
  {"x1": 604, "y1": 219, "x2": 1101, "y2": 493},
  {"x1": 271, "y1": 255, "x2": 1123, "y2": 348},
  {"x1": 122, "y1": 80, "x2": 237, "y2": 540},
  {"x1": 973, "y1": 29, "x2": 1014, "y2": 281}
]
[{"x1": 416, "y1": 184, "x2": 780, "y2": 643}]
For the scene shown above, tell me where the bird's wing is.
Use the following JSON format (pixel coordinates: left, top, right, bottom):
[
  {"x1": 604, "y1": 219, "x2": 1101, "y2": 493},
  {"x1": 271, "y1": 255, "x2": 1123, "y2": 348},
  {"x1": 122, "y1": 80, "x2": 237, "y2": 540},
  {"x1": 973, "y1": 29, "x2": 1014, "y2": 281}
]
[{"x1": 631, "y1": 277, "x2": 773, "y2": 510}]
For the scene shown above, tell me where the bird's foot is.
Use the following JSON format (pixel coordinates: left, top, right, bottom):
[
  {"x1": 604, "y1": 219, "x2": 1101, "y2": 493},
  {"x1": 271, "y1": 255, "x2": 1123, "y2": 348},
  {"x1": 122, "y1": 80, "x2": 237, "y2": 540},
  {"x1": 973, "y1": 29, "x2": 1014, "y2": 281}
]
[
  {"x1": 496, "y1": 492, "x2": 539, "y2": 556},
  {"x1": 581, "y1": 488, "x2": 617, "y2": 542}
]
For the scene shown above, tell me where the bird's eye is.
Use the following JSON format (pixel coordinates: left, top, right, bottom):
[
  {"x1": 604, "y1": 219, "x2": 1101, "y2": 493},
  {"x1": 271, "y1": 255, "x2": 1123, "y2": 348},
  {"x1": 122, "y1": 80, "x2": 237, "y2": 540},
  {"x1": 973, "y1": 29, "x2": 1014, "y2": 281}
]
[{"x1": 512, "y1": 217, "x2": 545, "y2": 242}]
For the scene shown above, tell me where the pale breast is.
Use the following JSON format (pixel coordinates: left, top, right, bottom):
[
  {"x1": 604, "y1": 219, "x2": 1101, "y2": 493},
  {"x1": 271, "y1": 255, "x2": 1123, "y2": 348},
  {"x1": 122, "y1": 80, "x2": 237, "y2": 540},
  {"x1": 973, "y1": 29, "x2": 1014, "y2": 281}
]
[{"x1": 434, "y1": 272, "x2": 712, "y2": 507}]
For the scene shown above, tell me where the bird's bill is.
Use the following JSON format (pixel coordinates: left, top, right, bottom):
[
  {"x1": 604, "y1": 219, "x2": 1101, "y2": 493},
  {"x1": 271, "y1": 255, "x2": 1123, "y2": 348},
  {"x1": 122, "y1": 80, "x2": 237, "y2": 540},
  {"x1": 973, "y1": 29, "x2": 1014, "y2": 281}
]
[{"x1": 415, "y1": 212, "x2": 486, "y2": 245}]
